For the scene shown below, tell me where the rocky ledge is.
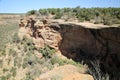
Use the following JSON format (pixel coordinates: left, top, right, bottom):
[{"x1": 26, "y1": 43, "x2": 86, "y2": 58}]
[{"x1": 18, "y1": 18, "x2": 120, "y2": 78}]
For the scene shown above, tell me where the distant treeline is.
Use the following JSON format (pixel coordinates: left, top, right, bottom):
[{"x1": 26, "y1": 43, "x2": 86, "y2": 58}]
[{"x1": 27, "y1": 6, "x2": 120, "y2": 25}]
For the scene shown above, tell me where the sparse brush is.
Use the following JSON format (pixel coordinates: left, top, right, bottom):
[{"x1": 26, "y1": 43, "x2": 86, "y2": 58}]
[
  {"x1": 9, "y1": 48, "x2": 17, "y2": 57},
  {"x1": 22, "y1": 36, "x2": 35, "y2": 53},
  {"x1": 88, "y1": 61, "x2": 109, "y2": 80},
  {"x1": 0, "y1": 47, "x2": 6, "y2": 56},
  {"x1": 51, "y1": 74, "x2": 63, "y2": 80},
  {"x1": 3, "y1": 68, "x2": 8, "y2": 73},
  {"x1": 0, "y1": 59, "x2": 3, "y2": 68},
  {"x1": 51, "y1": 56, "x2": 83, "y2": 67},
  {"x1": 39, "y1": 45, "x2": 55, "y2": 59},
  {"x1": 25, "y1": 72, "x2": 33, "y2": 80},
  {"x1": 0, "y1": 76, "x2": 7, "y2": 80},
  {"x1": 6, "y1": 74, "x2": 11, "y2": 79},
  {"x1": 10, "y1": 67, "x2": 16, "y2": 77},
  {"x1": 12, "y1": 32, "x2": 20, "y2": 43},
  {"x1": 22, "y1": 57, "x2": 29, "y2": 69},
  {"x1": 0, "y1": 21, "x2": 18, "y2": 49}
]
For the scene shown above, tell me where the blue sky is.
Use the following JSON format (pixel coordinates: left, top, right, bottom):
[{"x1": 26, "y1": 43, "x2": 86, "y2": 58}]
[{"x1": 0, "y1": 0, "x2": 120, "y2": 13}]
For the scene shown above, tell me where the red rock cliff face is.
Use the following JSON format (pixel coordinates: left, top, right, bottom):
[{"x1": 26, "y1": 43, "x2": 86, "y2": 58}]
[{"x1": 58, "y1": 23, "x2": 120, "y2": 75}]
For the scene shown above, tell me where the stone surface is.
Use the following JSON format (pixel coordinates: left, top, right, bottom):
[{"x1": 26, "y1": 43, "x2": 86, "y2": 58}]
[
  {"x1": 34, "y1": 50, "x2": 43, "y2": 58},
  {"x1": 63, "y1": 73, "x2": 94, "y2": 80},
  {"x1": 18, "y1": 18, "x2": 61, "y2": 51},
  {"x1": 37, "y1": 64, "x2": 90, "y2": 80},
  {"x1": 18, "y1": 18, "x2": 120, "y2": 76},
  {"x1": 58, "y1": 23, "x2": 120, "y2": 74}
]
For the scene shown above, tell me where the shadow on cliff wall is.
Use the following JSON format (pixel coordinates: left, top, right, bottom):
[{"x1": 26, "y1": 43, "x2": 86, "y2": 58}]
[{"x1": 57, "y1": 24, "x2": 120, "y2": 79}]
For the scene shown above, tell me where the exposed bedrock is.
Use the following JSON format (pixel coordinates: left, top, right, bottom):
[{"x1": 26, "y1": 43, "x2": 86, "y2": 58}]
[
  {"x1": 58, "y1": 23, "x2": 120, "y2": 75},
  {"x1": 18, "y1": 18, "x2": 120, "y2": 77}
]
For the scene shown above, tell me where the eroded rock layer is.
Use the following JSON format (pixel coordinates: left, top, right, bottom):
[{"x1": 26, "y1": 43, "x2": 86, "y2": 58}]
[
  {"x1": 18, "y1": 18, "x2": 120, "y2": 76},
  {"x1": 59, "y1": 23, "x2": 120, "y2": 75}
]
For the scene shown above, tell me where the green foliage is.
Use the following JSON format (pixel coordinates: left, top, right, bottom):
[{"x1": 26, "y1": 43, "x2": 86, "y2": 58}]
[
  {"x1": 10, "y1": 67, "x2": 16, "y2": 77},
  {"x1": 78, "y1": 17, "x2": 85, "y2": 22},
  {"x1": 27, "y1": 7, "x2": 120, "y2": 25},
  {"x1": 14, "y1": 57, "x2": 22, "y2": 68},
  {"x1": 87, "y1": 61, "x2": 120, "y2": 80},
  {"x1": 0, "y1": 21, "x2": 18, "y2": 49},
  {"x1": 39, "y1": 45, "x2": 55, "y2": 58},
  {"x1": 9, "y1": 48, "x2": 16, "y2": 57},
  {"x1": 7, "y1": 57, "x2": 11, "y2": 65},
  {"x1": 22, "y1": 36, "x2": 35, "y2": 53},
  {"x1": 0, "y1": 59, "x2": 3, "y2": 68},
  {"x1": 3, "y1": 68, "x2": 8, "y2": 73},
  {"x1": 22, "y1": 57, "x2": 29, "y2": 69},
  {"x1": 0, "y1": 76, "x2": 7, "y2": 80},
  {"x1": 0, "y1": 47, "x2": 6, "y2": 56},
  {"x1": 51, "y1": 75, "x2": 63, "y2": 80},
  {"x1": 51, "y1": 56, "x2": 82, "y2": 67},
  {"x1": 12, "y1": 32, "x2": 20, "y2": 43},
  {"x1": 39, "y1": 9, "x2": 49, "y2": 15},
  {"x1": 54, "y1": 12, "x2": 62, "y2": 19},
  {"x1": 6, "y1": 74, "x2": 11, "y2": 79},
  {"x1": 27, "y1": 10, "x2": 37, "y2": 15},
  {"x1": 47, "y1": 8, "x2": 58, "y2": 15}
]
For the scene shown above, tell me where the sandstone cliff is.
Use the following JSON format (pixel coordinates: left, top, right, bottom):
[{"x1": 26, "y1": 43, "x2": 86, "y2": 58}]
[
  {"x1": 58, "y1": 23, "x2": 120, "y2": 77},
  {"x1": 18, "y1": 18, "x2": 120, "y2": 79}
]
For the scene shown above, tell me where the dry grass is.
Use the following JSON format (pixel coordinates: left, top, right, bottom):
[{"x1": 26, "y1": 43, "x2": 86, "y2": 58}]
[{"x1": 0, "y1": 14, "x2": 20, "y2": 49}]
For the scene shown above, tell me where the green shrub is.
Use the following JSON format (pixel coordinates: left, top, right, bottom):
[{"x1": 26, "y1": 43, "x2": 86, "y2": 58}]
[
  {"x1": 12, "y1": 33, "x2": 20, "y2": 43},
  {"x1": 27, "y1": 10, "x2": 37, "y2": 15},
  {"x1": 102, "y1": 15, "x2": 112, "y2": 25},
  {"x1": 88, "y1": 61, "x2": 110, "y2": 80},
  {"x1": 51, "y1": 57, "x2": 82, "y2": 67},
  {"x1": 51, "y1": 75, "x2": 63, "y2": 80},
  {"x1": 111, "y1": 19, "x2": 120, "y2": 24},
  {"x1": 7, "y1": 57, "x2": 11, "y2": 65},
  {"x1": 22, "y1": 61, "x2": 28, "y2": 69},
  {"x1": 26, "y1": 52, "x2": 33, "y2": 57},
  {"x1": 22, "y1": 37, "x2": 35, "y2": 53},
  {"x1": 3, "y1": 68, "x2": 8, "y2": 73},
  {"x1": 103, "y1": 20, "x2": 112, "y2": 25},
  {"x1": 94, "y1": 20, "x2": 101, "y2": 24},
  {"x1": 39, "y1": 45, "x2": 55, "y2": 59},
  {"x1": 6, "y1": 74, "x2": 11, "y2": 79},
  {"x1": 13, "y1": 57, "x2": 22, "y2": 68},
  {"x1": 22, "y1": 57, "x2": 29, "y2": 69},
  {"x1": 0, "y1": 59, "x2": 3, "y2": 68},
  {"x1": 0, "y1": 47, "x2": 6, "y2": 56},
  {"x1": 78, "y1": 18, "x2": 85, "y2": 22},
  {"x1": 10, "y1": 67, "x2": 16, "y2": 77},
  {"x1": 9, "y1": 48, "x2": 17, "y2": 57},
  {"x1": 54, "y1": 12, "x2": 62, "y2": 19},
  {"x1": 0, "y1": 76, "x2": 7, "y2": 80},
  {"x1": 51, "y1": 57, "x2": 66, "y2": 65},
  {"x1": 25, "y1": 72, "x2": 33, "y2": 80},
  {"x1": 14, "y1": 59, "x2": 17, "y2": 66}
]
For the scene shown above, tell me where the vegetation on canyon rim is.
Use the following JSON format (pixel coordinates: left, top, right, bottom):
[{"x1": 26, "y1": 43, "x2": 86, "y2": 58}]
[{"x1": 27, "y1": 6, "x2": 120, "y2": 25}]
